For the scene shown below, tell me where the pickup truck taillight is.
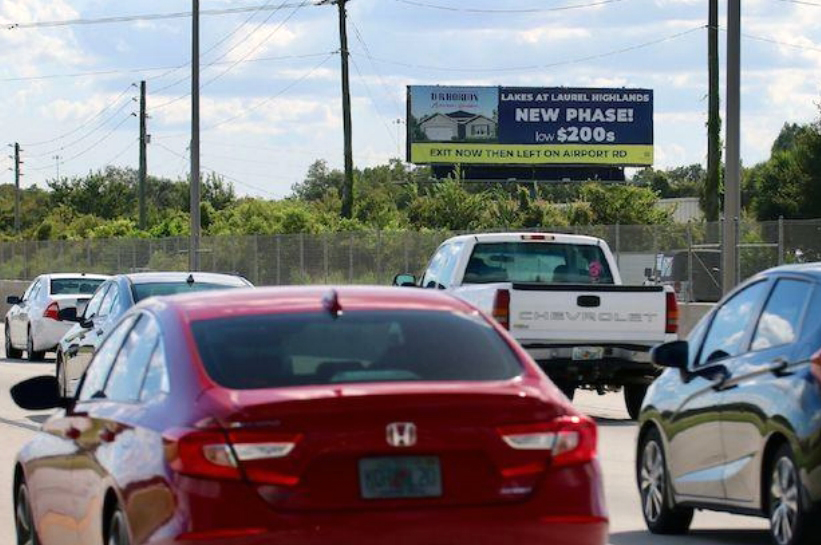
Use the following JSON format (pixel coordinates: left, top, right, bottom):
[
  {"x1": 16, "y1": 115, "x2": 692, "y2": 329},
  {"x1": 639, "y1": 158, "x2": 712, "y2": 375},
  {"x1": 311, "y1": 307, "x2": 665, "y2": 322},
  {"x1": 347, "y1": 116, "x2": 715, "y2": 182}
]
[
  {"x1": 492, "y1": 289, "x2": 510, "y2": 330},
  {"x1": 665, "y1": 291, "x2": 678, "y2": 334}
]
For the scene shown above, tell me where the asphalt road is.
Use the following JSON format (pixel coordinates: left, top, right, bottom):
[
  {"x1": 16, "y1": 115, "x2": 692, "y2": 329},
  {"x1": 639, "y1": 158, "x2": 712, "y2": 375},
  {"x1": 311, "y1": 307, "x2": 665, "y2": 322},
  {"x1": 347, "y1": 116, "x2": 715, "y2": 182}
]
[{"x1": 0, "y1": 348, "x2": 770, "y2": 545}]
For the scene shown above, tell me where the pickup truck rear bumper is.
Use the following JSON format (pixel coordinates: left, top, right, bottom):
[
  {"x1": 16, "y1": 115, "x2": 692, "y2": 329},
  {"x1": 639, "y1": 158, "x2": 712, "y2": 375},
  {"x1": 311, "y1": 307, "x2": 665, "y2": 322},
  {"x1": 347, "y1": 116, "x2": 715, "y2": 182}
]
[{"x1": 523, "y1": 345, "x2": 661, "y2": 387}]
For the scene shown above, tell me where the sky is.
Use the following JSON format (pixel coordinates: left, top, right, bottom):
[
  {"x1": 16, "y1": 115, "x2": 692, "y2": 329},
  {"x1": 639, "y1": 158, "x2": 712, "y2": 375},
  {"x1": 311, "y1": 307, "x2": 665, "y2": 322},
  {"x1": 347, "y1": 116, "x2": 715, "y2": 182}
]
[{"x1": 0, "y1": 0, "x2": 819, "y2": 199}]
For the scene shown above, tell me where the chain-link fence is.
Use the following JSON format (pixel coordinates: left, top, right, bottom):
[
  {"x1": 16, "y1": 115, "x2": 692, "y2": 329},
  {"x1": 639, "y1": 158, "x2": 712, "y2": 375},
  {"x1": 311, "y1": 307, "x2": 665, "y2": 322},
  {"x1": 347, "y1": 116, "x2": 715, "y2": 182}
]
[{"x1": 1, "y1": 219, "x2": 818, "y2": 301}]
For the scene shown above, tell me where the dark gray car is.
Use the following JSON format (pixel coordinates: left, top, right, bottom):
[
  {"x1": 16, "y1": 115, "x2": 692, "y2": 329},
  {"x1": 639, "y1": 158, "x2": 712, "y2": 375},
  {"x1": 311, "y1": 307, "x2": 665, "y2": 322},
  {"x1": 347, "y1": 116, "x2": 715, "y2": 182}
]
[
  {"x1": 56, "y1": 272, "x2": 252, "y2": 396},
  {"x1": 637, "y1": 264, "x2": 821, "y2": 545}
]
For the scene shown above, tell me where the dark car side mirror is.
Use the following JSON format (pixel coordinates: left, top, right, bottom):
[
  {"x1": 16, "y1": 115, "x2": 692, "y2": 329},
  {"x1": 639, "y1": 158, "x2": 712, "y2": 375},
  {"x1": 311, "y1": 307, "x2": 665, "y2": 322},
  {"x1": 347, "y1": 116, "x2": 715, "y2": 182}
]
[
  {"x1": 393, "y1": 274, "x2": 418, "y2": 287},
  {"x1": 644, "y1": 267, "x2": 653, "y2": 278},
  {"x1": 651, "y1": 340, "x2": 689, "y2": 370},
  {"x1": 79, "y1": 318, "x2": 94, "y2": 329},
  {"x1": 7, "y1": 295, "x2": 21, "y2": 305},
  {"x1": 11, "y1": 376, "x2": 70, "y2": 411},
  {"x1": 57, "y1": 307, "x2": 79, "y2": 323}
]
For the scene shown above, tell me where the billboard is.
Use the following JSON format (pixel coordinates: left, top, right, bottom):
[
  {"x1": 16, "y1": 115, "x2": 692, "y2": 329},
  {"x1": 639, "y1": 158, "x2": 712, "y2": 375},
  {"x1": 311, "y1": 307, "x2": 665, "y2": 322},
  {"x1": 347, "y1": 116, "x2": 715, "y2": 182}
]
[{"x1": 408, "y1": 86, "x2": 653, "y2": 167}]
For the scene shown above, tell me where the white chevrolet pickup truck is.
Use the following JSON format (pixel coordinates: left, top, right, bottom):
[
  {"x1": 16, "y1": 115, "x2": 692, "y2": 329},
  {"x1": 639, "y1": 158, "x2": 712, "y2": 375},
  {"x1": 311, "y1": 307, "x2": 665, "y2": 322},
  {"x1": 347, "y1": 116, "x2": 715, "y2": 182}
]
[{"x1": 394, "y1": 232, "x2": 678, "y2": 418}]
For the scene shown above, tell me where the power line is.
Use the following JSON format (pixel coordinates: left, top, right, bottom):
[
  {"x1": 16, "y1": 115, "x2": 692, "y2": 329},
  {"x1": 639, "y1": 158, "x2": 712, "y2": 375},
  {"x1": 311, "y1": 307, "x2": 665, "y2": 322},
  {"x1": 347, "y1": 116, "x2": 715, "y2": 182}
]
[
  {"x1": 1, "y1": 3, "x2": 320, "y2": 30},
  {"x1": 393, "y1": 0, "x2": 625, "y2": 14},
  {"x1": 27, "y1": 116, "x2": 133, "y2": 172},
  {"x1": 148, "y1": 0, "x2": 283, "y2": 89},
  {"x1": 153, "y1": 1, "x2": 312, "y2": 112},
  {"x1": 349, "y1": 19, "x2": 404, "y2": 116},
  {"x1": 0, "y1": 52, "x2": 335, "y2": 84},
  {"x1": 349, "y1": 55, "x2": 399, "y2": 150},
  {"x1": 26, "y1": 99, "x2": 134, "y2": 159},
  {"x1": 103, "y1": 138, "x2": 138, "y2": 167},
  {"x1": 203, "y1": 52, "x2": 337, "y2": 131},
  {"x1": 355, "y1": 25, "x2": 705, "y2": 73},
  {"x1": 155, "y1": 141, "x2": 277, "y2": 197},
  {"x1": 740, "y1": 31, "x2": 821, "y2": 54},
  {"x1": 775, "y1": 0, "x2": 821, "y2": 7},
  {"x1": 21, "y1": 85, "x2": 133, "y2": 146}
]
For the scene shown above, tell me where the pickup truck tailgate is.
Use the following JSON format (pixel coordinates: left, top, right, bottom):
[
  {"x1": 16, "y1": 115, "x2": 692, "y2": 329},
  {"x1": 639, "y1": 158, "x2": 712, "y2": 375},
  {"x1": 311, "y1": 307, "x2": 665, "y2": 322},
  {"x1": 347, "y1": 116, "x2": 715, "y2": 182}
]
[{"x1": 508, "y1": 284, "x2": 671, "y2": 345}]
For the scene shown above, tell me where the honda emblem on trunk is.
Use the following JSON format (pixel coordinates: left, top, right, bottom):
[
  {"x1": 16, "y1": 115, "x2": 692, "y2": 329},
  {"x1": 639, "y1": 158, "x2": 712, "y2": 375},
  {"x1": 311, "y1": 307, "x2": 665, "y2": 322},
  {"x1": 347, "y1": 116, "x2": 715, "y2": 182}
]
[{"x1": 386, "y1": 422, "x2": 417, "y2": 447}]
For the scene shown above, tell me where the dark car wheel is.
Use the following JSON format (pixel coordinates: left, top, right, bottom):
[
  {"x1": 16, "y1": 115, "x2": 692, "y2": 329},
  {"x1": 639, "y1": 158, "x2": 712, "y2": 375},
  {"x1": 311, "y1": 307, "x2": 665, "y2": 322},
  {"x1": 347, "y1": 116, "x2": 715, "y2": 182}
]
[
  {"x1": 624, "y1": 384, "x2": 648, "y2": 420},
  {"x1": 554, "y1": 381, "x2": 575, "y2": 401},
  {"x1": 16, "y1": 482, "x2": 40, "y2": 545},
  {"x1": 6, "y1": 323, "x2": 22, "y2": 359},
  {"x1": 637, "y1": 427, "x2": 694, "y2": 534},
  {"x1": 768, "y1": 444, "x2": 817, "y2": 545},
  {"x1": 26, "y1": 330, "x2": 45, "y2": 362},
  {"x1": 107, "y1": 507, "x2": 130, "y2": 545}
]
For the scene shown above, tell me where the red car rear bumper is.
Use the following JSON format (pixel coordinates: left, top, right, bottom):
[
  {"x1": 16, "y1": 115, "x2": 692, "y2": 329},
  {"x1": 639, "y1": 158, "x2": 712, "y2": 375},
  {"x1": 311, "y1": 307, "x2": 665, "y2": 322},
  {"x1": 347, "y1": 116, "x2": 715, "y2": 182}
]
[
  {"x1": 150, "y1": 460, "x2": 607, "y2": 545},
  {"x1": 166, "y1": 512, "x2": 608, "y2": 545}
]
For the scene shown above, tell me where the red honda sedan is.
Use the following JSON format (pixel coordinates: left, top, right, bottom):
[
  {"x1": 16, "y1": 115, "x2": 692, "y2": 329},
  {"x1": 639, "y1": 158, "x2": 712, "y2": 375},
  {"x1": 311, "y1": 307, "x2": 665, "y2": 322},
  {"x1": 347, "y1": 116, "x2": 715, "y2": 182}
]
[{"x1": 11, "y1": 286, "x2": 608, "y2": 545}]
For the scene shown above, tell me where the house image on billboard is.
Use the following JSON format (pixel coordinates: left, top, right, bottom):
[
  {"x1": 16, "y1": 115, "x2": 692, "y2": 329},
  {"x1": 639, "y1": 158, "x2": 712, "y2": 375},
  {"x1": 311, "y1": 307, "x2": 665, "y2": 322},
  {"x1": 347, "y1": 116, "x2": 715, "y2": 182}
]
[{"x1": 419, "y1": 111, "x2": 497, "y2": 141}]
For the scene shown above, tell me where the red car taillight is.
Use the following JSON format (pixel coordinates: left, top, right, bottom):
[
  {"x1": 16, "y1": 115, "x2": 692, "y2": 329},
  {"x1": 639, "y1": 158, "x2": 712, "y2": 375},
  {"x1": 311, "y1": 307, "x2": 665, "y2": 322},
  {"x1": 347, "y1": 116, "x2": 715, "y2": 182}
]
[
  {"x1": 164, "y1": 428, "x2": 302, "y2": 484},
  {"x1": 492, "y1": 289, "x2": 511, "y2": 330},
  {"x1": 498, "y1": 415, "x2": 597, "y2": 468},
  {"x1": 665, "y1": 291, "x2": 678, "y2": 334},
  {"x1": 43, "y1": 302, "x2": 60, "y2": 321}
]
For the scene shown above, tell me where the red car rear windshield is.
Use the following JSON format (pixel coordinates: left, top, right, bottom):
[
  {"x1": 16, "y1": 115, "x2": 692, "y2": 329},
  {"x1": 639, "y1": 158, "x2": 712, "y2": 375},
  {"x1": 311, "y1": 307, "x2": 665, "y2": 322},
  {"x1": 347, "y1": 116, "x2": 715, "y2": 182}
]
[{"x1": 191, "y1": 310, "x2": 523, "y2": 389}]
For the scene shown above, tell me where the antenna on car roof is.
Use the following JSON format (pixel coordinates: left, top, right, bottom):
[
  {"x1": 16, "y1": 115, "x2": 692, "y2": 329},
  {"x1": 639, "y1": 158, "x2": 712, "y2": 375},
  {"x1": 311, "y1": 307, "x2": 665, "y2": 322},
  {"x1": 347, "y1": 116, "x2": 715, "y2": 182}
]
[
  {"x1": 186, "y1": 274, "x2": 195, "y2": 285},
  {"x1": 322, "y1": 289, "x2": 343, "y2": 319}
]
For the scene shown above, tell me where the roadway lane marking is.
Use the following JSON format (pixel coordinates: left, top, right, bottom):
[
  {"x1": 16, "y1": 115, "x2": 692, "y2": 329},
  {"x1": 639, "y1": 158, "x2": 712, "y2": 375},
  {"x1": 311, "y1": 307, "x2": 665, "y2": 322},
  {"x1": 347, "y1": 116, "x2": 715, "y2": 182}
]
[{"x1": 0, "y1": 416, "x2": 39, "y2": 432}]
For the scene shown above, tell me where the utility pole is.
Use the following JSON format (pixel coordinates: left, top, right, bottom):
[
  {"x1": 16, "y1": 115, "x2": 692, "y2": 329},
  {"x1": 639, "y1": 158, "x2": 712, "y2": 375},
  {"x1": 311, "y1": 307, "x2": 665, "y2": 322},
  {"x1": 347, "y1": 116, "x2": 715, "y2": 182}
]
[
  {"x1": 53, "y1": 154, "x2": 61, "y2": 181},
  {"x1": 190, "y1": 0, "x2": 201, "y2": 271},
  {"x1": 13, "y1": 143, "x2": 20, "y2": 233},
  {"x1": 705, "y1": 0, "x2": 721, "y2": 222},
  {"x1": 336, "y1": 0, "x2": 354, "y2": 219},
  {"x1": 723, "y1": 0, "x2": 741, "y2": 294},
  {"x1": 139, "y1": 80, "x2": 148, "y2": 231}
]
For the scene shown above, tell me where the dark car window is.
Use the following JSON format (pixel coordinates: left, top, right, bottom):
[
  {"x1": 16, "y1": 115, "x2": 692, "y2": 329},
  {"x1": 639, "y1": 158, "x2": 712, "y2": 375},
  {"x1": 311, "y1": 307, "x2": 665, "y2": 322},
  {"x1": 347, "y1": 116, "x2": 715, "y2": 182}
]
[
  {"x1": 751, "y1": 279, "x2": 813, "y2": 352},
  {"x1": 698, "y1": 281, "x2": 769, "y2": 366},
  {"x1": 104, "y1": 314, "x2": 160, "y2": 402},
  {"x1": 140, "y1": 340, "x2": 170, "y2": 402},
  {"x1": 84, "y1": 284, "x2": 110, "y2": 319},
  {"x1": 131, "y1": 281, "x2": 243, "y2": 302},
  {"x1": 78, "y1": 315, "x2": 138, "y2": 402},
  {"x1": 191, "y1": 310, "x2": 523, "y2": 390},
  {"x1": 464, "y1": 242, "x2": 614, "y2": 285},
  {"x1": 50, "y1": 278, "x2": 105, "y2": 296}
]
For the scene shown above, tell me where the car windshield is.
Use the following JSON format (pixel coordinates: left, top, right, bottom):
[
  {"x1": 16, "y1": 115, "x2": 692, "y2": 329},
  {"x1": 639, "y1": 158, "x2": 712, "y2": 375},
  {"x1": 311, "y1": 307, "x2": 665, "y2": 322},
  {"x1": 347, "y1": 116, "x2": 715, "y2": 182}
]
[
  {"x1": 131, "y1": 281, "x2": 243, "y2": 302},
  {"x1": 464, "y1": 242, "x2": 614, "y2": 285},
  {"x1": 50, "y1": 278, "x2": 105, "y2": 295},
  {"x1": 191, "y1": 310, "x2": 523, "y2": 390}
]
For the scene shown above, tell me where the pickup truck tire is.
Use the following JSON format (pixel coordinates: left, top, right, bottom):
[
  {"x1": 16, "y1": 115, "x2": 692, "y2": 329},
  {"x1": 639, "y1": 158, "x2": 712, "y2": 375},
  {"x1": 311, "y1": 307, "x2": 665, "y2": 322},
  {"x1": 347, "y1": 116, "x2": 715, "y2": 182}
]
[
  {"x1": 625, "y1": 384, "x2": 648, "y2": 420},
  {"x1": 554, "y1": 381, "x2": 576, "y2": 401}
]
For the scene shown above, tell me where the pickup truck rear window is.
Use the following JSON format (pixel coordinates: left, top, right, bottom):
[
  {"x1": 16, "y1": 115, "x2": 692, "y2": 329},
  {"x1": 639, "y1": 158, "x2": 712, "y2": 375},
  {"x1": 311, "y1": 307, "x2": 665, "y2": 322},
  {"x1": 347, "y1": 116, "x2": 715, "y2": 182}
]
[
  {"x1": 464, "y1": 242, "x2": 614, "y2": 285},
  {"x1": 191, "y1": 310, "x2": 523, "y2": 389}
]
